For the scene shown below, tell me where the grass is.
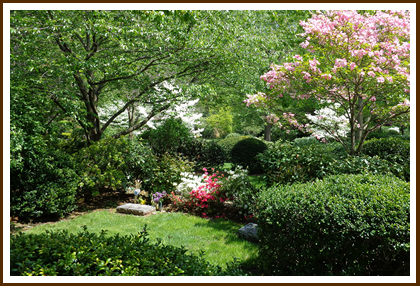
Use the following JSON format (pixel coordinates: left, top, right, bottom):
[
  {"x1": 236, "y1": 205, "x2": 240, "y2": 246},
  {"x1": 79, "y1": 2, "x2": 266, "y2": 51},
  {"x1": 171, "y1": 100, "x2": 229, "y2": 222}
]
[{"x1": 20, "y1": 210, "x2": 259, "y2": 270}]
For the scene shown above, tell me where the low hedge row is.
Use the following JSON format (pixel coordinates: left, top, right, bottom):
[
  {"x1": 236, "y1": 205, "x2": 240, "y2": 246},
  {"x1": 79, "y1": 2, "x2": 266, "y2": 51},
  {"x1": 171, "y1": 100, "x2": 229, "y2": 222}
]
[
  {"x1": 256, "y1": 173, "x2": 410, "y2": 276},
  {"x1": 10, "y1": 225, "x2": 245, "y2": 276}
]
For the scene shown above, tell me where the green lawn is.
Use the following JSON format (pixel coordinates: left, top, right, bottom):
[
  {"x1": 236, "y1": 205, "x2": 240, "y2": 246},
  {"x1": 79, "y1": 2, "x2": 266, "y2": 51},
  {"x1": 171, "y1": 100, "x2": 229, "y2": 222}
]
[{"x1": 21, "y1": 210, "x2": 259, "y2": 270}]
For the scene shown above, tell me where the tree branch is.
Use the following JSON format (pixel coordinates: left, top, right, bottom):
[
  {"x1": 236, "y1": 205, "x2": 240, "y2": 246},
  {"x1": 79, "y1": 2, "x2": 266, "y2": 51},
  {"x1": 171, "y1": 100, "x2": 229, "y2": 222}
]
[{"x1": 112, "y1": 103, "x2": 171, "y2": 139}]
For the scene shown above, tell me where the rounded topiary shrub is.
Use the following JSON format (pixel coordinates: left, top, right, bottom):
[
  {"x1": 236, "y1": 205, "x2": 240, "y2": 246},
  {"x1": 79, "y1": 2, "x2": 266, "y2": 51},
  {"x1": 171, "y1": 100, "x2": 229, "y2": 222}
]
[
  {"x1": 225, "y1": 133, "x2": 242, "y2": 138},
  {"x1": 256, "y1": 173, "x2": 410, "y2": 276},
  {"x1": 230, "y1": 138, "x2": 267, "y2": 174},
  {"x1": 216, "y1": 135, "x2": 251, "y2": 161},
  {"x1": 361, "y1": 137, "x2": 410, "y2": 181}
]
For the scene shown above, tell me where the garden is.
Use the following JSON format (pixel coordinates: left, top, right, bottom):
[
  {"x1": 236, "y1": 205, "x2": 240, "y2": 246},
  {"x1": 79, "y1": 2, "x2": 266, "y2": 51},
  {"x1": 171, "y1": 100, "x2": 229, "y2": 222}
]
[{"x1": 9, "y1": 9, "x2": 411, "y2": 277}]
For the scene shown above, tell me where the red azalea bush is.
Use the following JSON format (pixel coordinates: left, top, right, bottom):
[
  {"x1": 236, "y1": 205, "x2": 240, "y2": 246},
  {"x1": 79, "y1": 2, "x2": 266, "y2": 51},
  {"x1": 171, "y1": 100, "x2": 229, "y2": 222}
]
[{"x1": 168, "y1": 168, "x2": 231, "y2": 218}]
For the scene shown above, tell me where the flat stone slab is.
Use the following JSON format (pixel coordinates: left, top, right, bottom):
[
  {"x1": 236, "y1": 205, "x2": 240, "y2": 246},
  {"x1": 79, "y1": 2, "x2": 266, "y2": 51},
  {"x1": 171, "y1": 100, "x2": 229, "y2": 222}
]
[{"x1": 116, "y1": 203, "x2": 156, "y2": 216}]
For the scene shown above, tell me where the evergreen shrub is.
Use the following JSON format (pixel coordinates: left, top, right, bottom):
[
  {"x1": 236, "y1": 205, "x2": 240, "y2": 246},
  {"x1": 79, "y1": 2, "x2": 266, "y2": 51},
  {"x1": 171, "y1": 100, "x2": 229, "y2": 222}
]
[
  {"x1": 177, "y1": 139, "x2": 225, "y2": 171},
  {"x1": 73, "y1": 137, "x2": 194, "y2": 202},
  {"x1": 256, "y1": 174, "x2": 410, "y2": 276},
  {"x1": 230, "y1": 138, "x2": 267, "y2": 174},
  {"x1": 361, "y1": 137, "x2": 410, "y2": 181},
  {"x1": 257, "y1": 141, "x2": 336, "y2": 186},
  {"x1": 141, "y1": 117, "x2": 193, "y2": 156},
  {"x1": 225, "y1": 133, "x2": 242, "y2": 138},
  {"x1": 10, "y1": 139, "x2": 78, "y2": 222},
  {"x1": 258, "y1": 140, "x2": 405, "y2": 186},
  {"x1": 216, "y1": 135, "x2": 251, "y2": 161},
  {"x1": 10, "y1": 226, "x2": 245, "y2": 276}
]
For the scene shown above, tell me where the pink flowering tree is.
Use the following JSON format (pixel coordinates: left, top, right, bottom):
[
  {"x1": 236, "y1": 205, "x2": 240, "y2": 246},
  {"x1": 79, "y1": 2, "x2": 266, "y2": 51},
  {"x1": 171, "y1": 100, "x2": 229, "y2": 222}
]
[{"x1": 245, "y1": 10, "x2": 410, "y2": 155}]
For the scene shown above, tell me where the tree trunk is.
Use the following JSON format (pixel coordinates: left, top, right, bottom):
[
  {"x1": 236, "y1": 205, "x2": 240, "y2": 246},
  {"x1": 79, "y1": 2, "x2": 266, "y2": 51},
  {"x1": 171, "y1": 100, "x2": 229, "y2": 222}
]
[
  {"x1": 356, "y1": 96, "x2": 364, "y2": 142},
  {"x1": 264, "y1": 124, "x2": 272, "y2": 141},
  {"x1": 127, "y1": 105, "x2": 135, "y2": 140}
]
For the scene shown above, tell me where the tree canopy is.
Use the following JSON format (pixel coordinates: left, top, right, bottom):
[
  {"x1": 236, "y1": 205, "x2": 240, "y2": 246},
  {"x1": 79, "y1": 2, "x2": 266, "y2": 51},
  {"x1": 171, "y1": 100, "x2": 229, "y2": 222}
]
[
  {"x1": 245, "y1": 10, "x2": 410, "y2": 154},
  {"x1": 10, "y1": 10, "x2": 312, "y2": 144}
]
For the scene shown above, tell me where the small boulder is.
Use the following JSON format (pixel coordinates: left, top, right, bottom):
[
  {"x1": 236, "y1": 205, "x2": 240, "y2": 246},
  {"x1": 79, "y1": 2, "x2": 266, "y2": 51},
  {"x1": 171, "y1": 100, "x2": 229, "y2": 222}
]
[
  {"x1": 116, "y1": 203, "x2": 155, "y2": 216},
  {"x1": 238, "y1": 223, "x2": 259, "y2": 242}
]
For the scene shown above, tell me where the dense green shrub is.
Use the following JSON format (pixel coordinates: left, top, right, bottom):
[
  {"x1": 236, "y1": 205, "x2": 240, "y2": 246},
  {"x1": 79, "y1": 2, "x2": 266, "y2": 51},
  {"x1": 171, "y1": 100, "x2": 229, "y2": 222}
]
[
  {"x1": 293, "y1": 136, "x2": 321, "y2": 146},
  {"x1": 10, "y1": 137, "x2": 78, "y2": 222},
  {"x1": 219, "y1": 166, "x2": 259, "y2": 218},
  {"x1": 73, "y1": 137, "x2": 132, "y2": 200},
  {"x1": 256, "y1": 174, "x2": 410, "y2": 276},
  {"x1": 331, "y1": 154, "x2": 405, "y2": 181},
  {"x1": 225, "y1": 133, "x2": 242, "y2": 138},
  {"x1": 361, "y1": 137, "x2": 410, "y2": 181},
  {"x1": 177, "y1": 139, "x2": 225, "y2": 171},
  {"x1": 270, "y1": 127, "x2": 308, "y2": 142},
  {"x1": 216, "y1": 135, "x2": 251, "y2": 161},
  {"x1": 73, "y1": 137, "x2": 194, "y2": 201},
  {"x1": 10, "y1": 225, "x2": 245, "y2": 276},
  {"x1": 361, "y1": 137, "x2": 410, "y2": 163},
  {"x1": 397, "y1": 134, "x2": 411, "y2": 141},
  {"x1": 230, "y1": 138, "x2": 268, "y2": 174},
  {"x1": 141, "y1": 117, "x2": 194, "y2": 156},
  {"x1": 122, "y1": 139, "x2": 194, "y2": 198},
  {"x1": 257, "y1": 141, "x2": 336, "y2": 186},
  {"x1": 258, "y1": 140, "x2": 404, "y2": 186},
  {"x1": 364, "y1": 127, "x2": 410, "y2": 141}
]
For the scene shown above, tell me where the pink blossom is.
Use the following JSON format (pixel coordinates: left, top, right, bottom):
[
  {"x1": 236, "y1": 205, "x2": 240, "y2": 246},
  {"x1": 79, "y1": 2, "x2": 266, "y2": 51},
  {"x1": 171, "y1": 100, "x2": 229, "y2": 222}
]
[
  {"x1": 335, "y1": 58, "x2": 348, "y2": 68},
  {"x1": 294, "y1": 55, "x2": 303, "y2": 61},
  {"x1": 368, "y1": 71, "x2": 375, "y2": 77},
  {"x1": 300, "y1": 40, "x2": 310, "y2": 48},
  {"x1": 377, "y1": 76, "x2": 385, "y2": 83},
  {"x1": 350, "y1": 62, "x2": 356, "y2": 70}
]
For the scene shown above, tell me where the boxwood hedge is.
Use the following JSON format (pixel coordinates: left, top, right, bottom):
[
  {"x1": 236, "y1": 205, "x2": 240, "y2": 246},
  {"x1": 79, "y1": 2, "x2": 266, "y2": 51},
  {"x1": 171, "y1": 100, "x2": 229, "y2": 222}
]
[
  {"x1": 255, "y1": 173, "x2": 410, "y2": 276},
  {"x1": 10, "y1": 225, "x2": 245, "y2": 276}
]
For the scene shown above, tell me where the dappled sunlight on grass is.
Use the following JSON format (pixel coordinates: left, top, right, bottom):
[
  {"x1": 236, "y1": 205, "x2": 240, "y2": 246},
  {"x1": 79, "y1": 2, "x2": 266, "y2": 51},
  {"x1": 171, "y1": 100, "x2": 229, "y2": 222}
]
[{"x1": 20, "y1": 210, "x2": 259, "y2": 269}]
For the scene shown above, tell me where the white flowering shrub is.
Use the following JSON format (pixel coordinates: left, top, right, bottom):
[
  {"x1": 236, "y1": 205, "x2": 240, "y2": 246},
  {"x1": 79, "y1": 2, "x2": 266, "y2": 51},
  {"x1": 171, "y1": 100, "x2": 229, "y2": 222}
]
[
  {"x1": 97, "y1": 81, "x2": 203, "y2": 137},
  {"x1": 218, "y1": 166, "x2": 257, "y2": 217},
  {"x1": 306, "y1": 103, "x2": 350, "y2": 142},
  {"x1": 174, "y1": 172, "x2": 206, "y2": 197}
]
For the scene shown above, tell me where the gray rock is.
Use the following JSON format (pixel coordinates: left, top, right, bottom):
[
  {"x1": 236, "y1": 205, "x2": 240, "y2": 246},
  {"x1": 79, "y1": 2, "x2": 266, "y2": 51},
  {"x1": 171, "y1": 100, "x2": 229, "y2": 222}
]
[
  {"x1": 116, "y1": 203, "x2": 156, "y2": 216},
  {"x1": 238, "y1": 223, "x2": 259, "y2": 242}
]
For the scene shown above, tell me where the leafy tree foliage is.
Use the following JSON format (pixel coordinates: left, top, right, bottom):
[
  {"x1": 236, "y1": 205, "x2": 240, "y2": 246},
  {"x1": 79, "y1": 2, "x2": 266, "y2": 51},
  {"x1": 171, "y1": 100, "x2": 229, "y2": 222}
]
[
  {"x1": 10, "y1": 10, "x2": 247, "y2": 143},
  {"x1": 246, "y1": 10, "x2": 410, "y2": 154}
]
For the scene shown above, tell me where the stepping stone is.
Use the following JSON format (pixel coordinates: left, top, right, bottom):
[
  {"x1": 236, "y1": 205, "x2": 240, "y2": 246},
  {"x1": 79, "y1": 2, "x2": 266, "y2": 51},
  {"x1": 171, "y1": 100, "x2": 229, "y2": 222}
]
[
  {"x1": 116, "y1": 203, "x2": 156, "y2": 216},
  {"x1": 238, "y1": 223, "x2": 259, "y2": 242}
]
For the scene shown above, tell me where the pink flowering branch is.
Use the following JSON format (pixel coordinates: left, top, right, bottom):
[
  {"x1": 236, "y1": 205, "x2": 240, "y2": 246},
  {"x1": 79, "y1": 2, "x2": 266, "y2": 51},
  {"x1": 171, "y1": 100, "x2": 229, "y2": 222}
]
[{"x1": 247, "y1": 10, "x2": 410, "y2": 155}]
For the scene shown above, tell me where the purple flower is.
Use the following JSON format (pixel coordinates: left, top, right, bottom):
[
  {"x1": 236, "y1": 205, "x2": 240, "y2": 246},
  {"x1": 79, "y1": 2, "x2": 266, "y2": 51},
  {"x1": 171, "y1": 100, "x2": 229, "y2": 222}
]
[{"x1": 152, "y1": 191, "x2": 167, "y2": 203}]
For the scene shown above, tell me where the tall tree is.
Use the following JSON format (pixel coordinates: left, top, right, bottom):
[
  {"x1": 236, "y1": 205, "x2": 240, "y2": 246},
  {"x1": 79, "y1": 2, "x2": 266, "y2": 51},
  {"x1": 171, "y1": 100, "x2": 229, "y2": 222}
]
[
  {"x1": 245, "y1": 10, "x2": 410, "y2": 154},
  {"x1": 194, "y1": 10, "x2": 313, "y2": 139},
  {"x1": 10, "y1": 10, "x2": 243, "y2": 144}
]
